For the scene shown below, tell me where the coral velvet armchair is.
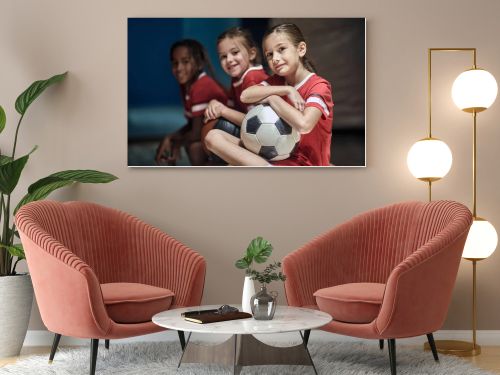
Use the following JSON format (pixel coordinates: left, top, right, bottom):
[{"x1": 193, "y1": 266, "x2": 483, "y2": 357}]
[
  {"x1": 283, "y1": 200, "x2": 472, "y2": 375},
  {"x1": 15, "y1": 200, "x2": 206, "y2": 375}
]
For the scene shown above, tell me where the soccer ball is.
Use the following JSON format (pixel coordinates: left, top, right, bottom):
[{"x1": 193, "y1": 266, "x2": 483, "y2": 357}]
[{"x1": 241, "y1": 105, "x2": 300, "y2": 161}]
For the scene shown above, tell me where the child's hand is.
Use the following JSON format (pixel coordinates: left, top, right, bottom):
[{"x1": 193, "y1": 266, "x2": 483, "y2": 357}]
[
  {"x1": 204, "y1": 100, "x2": 225, "y2": 122},
  {"x1": 287, "y1": 87, "x2": 305, "y2": 112},
  {"x1": 155, "y1": 135, "x2": 173, "y2": 164}
]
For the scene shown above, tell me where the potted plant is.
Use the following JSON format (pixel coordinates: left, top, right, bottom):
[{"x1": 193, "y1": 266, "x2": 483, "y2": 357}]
[
  {"x1": 0, "y1": 72, "x2": 117, "y2": 358},
  {"x1": 235, "y1": 237, "x2": 273, "y2": 312},
  {"x1": 235, "y1": 237, "x2": 286, "y2": 318}
]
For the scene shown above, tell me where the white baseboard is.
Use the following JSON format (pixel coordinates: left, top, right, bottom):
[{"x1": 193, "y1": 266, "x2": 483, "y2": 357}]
[{"x1": 23, "y1": 329, "x2": 500, "y2": 347}]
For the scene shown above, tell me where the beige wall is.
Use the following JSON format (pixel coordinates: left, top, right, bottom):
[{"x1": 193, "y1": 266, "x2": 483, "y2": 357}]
[{"x1": 1, "y1": 0, "x2": 500, "y2": 331}]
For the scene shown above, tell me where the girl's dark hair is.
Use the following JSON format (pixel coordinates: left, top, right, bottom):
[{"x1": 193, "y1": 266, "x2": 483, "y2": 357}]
[
  {"x1": 170, "y1": 39, "x2": 217, "y2": 80},
  {"x1": 216, "y1": 27, "x2": 261, "y2": 65},
  {"x1": 263, "y1": 23, "x2": 316, "y2": 73}
]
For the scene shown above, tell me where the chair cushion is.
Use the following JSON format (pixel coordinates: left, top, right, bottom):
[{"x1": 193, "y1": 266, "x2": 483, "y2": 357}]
[
  {"x1": 101, "y1": 283, "x2": 174, "y2": 324},
  {"x1": 313, "y1": 283, "x2": 385, "y2": 324}
]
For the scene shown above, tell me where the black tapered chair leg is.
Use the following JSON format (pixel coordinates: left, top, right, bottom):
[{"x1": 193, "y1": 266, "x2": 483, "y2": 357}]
[
  {"x1": 90, "y1": 339, "x2": 99, "y2": 375},
  {"x1": 48, "y1": 333, "x2": 62, "y2": 363},
  {"x1": 426, "y1": 333, "x2": 439, "y2": 361},
  {"x1": 379, "y1": 339, "x2": 384, "y2": 350},
  {"x1": 303, "y1": 329, "x2": 311, "y2": 347},
  {"x1": 105, "y1": 339, "x2": 110, "y2": 350},
  {"x1": 177, "y1": 330, "x2": 186, "y2": 350},
  {"x1": 388, "y1": 339, "x2": 396, "y2": 375}
]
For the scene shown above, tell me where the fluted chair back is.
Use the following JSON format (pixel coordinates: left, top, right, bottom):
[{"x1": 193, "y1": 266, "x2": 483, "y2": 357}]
[
  {"x1": 16, "y1": 200, "x2": 206, "y2": 337},
  {"x1": 283, "y1": 200, "x2": 472, "y2": 313}
]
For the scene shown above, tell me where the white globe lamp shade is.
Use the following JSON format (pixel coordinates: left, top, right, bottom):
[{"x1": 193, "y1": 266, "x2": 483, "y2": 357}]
[
  {"x1": 462, "y1": 218, "x2": 498, "y2": 259},
  {"x1": 452, "y1": 69, "x2": 498, "y2": 112},
  {"x1": 407, "y1": 138, "x2": 453, "y2": 181}
]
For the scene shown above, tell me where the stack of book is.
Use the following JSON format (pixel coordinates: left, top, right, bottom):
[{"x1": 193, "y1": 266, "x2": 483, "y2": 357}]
[{"x1": 182, "y1": 309, "x2": 252, "y2": 324}]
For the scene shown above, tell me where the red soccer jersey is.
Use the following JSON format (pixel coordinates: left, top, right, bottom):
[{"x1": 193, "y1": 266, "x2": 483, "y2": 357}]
[
  {"x1": 229, "y1": 65, "x2": 269, "y2": 113},
  {"x1": 181, "y1": 72, "x2": 228, "y2": 119},
  {"x1": 260, "y1": 73, "x2": 334, "y2": 166}
]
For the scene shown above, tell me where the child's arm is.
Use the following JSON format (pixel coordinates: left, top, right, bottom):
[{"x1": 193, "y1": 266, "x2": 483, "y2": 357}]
[
  {"x1": 155, "y1": 124, "x2": 189, "y2": 163},
  {"x1": 266, "y1": 95, "x2": 322, "y2": 134},
  {"x1": 185, "y1": 116, "x2": 204, "y2": 143},
  {"x1": 205, "y1": 100, "x2": 245, "y2": 126},
  {"x1": 241, "y1": 85, "x2": 305, "y2": 111},
  {"x1": 241, "y1": 85, "x2": 294, "y2": 104}
]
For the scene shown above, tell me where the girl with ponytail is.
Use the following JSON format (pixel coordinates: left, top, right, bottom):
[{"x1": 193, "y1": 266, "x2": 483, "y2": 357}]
[{"x1": 205, "y1": 23, "x2": 333, "y2": 166}]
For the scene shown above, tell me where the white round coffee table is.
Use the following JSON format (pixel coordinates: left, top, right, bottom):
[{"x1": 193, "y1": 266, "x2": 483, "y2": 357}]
[{"x1": 153, "y1": 305, "x2": 331, "y2": 374}]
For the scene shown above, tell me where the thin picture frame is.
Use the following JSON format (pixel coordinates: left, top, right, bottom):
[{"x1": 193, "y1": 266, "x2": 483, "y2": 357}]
[{"x1": 128, "y1": 17, "x2": 366, "y2": 167}]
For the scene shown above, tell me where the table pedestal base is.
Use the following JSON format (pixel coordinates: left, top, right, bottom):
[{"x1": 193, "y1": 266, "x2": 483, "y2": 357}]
[{"x1": 178, "y1": 332, "x2": 317, "y2": 374}]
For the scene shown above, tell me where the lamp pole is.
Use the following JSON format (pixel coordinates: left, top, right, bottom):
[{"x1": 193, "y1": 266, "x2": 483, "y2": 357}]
[
  {"x1": 421, "y1": 49, "x2": 476, "y2": 202},
  {"x1": 423, "y1": 48, "x2": 483, "y2": 357}
]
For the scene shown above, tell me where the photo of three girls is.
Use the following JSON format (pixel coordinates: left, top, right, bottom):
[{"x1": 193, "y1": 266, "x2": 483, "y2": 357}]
[{"x1": 128, "y1": 19, "x2": 365, "y2": 167}]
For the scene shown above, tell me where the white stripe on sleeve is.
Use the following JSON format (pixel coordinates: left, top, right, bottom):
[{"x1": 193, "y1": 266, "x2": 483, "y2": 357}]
[
  {"x1": 306, "y1": 96, "x2": 329, "y2": 116},
  {"x1": 191, "y1": 103, "x2": 208, "y2": 113}
]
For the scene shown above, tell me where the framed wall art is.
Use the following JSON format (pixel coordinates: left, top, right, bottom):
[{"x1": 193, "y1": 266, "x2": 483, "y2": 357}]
[{"x1": 128, "y1": 18, "x2": 365, "y2": 167}]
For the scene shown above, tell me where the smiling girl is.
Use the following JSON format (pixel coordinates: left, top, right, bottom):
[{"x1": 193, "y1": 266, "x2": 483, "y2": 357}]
[
  {"x1": 205, "y1": 23, "x2": 333, "y2": 166},
  {"x1": 204, "y1": 27, "x2": 268, "y2": 127},
  {"x1": 155, "y1": 39, "x2": 228, "y2": 166}
]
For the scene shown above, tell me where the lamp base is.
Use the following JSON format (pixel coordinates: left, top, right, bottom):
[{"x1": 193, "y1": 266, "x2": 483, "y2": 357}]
[{"x1": 424, "y1": 340, "x2": 481, "y2": 357}]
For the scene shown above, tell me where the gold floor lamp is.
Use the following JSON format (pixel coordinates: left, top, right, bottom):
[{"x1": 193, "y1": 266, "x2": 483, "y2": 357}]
[{"x1": 407, "y1": 48, "x2": 498, "y2": 356}]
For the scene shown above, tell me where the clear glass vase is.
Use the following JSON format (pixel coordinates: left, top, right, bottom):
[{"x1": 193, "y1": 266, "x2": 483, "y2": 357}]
[{"x1": 250, "y1": 285, "x2": 278, "y2": 320}]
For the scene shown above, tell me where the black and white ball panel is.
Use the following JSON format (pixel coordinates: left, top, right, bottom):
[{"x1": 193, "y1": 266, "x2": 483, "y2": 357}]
[
  {"x1": 241, "y1": 104, "x2": 300, "y2": 161},
  {"x1": 259, "y1": 146, "x2": 279, "y2": 160},
  {"x1": 245, "y1": 115, "x2": 262, "y2": 135},
  {"x1": 274, "y1": 118, "x2": 292, "y2": 135},
  {"x1": 242, "y1": 132, "x2": 260, "y2": 154}
]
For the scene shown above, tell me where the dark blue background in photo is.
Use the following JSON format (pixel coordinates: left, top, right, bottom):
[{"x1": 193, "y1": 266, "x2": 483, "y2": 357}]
[{"x1": 128, "y1": 18, "x2": 269, "y2": 144}]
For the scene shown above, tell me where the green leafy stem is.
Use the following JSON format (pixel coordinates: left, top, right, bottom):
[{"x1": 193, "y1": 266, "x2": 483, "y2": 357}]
[
  {"x1": 0, "y1": 72, "x2": 117, "y2": 276},
  {"x1": 235, "y1": 236, "x2": 286, "y2": 285},
  {"x1": 235, "y1": 236, "x2": 273, "y2": 275},
  {"x1": 248, "y1": 261, "x2": 287, "y2": 285}
]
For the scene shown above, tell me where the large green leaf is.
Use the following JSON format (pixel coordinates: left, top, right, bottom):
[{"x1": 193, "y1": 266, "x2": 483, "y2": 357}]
[
  {"x1": 14, "y1": 169, "x2": 118, "y2": 214},
  {"x1": 0, "y1": 155, "x2": 13, "y2": 166},
  {"x1": 246, "y1": 237, "x2": 273, "y2": 264},
  {"x1": 0, "y1": 149, "x2": 36, "y2": 194},
  {"x1": 15, "y1": 72, "x2": 67, "y2": 115},
  {"x1": 235, "y1": 258, "x2": 250, "y2": 269},
  {"x1": 0, "y1": 244, "x2": 25, "y2": 260},
  {"x1": 28, "y1": 170, "x2": 117, "y2": 193},
  {"x1": 26, "y1": 176, "x2": 68, "y2": 194},
  {"x1": 16, "y1": 180, "x2": 74, "y2": 212},
  {"x1": 0, "y1": 105, "x2": 5, "y2": 134}
]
